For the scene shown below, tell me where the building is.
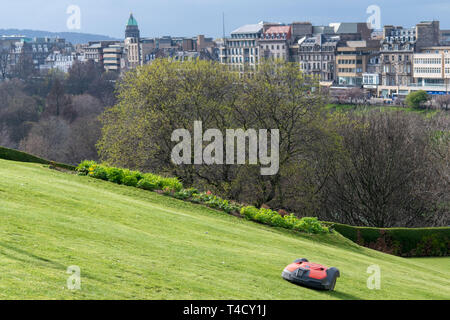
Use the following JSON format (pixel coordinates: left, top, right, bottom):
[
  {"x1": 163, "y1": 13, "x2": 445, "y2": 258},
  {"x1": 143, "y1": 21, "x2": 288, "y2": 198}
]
[
  {"x1": 103, "y1": 44, "x2": 124, "y2": 72},
  {"x1": 377, "y1": 21, "x2": 442, "y2": 98},
  {"x1": 298, "y1": 34, "x2": 340, "y2": 82},
  {"x1": 220, "y1": 22, "x2": 264, "y2": 72},
  {"x1": 259, "y1": 25, "x2": 292, "y2": 61},
  {"x1": 124, "y1": 13, "x2": 142, "y2": 69},
  {"x1": 335, "y1": 40, "x2": 380, "y2": 86},
  {"x1": 40, "y1": 51, "x2": 78, "y2": 73},
  {"x1": 412, "y1": 46, "x2": 450, "y2": 93}
]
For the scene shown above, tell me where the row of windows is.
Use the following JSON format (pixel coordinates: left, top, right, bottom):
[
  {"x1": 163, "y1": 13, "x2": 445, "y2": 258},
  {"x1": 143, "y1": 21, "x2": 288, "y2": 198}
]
[
  {"x1": 414, "y1": 67, "x2": 441, "y2": 74},
  {"x1": 414, "y1": 58, "x2": 441, "y2": 65},
  {"x1": 261, "y1": 44, "x2": 285, "y2": 50},
  {"x1": 300, "y1": 63, "x2": 334, "y2": 71},
  {"x1": 384, "y1": 54, "x2": 410, "y2": 62},
  {"x1": 299, "y1": 46, "x2": 335, "y2": 52},
  {"x1": 383, "y1": 65, "x2": 412, "y2": 73},
  {"x1": 338, "y1": 68, "x2": 363, "y2": 73},
  {"x1": 227, "y1": 48, "x2": 259, "y2": 55},
  {"x1": 299, "y1": 55, "x2": 334, "y2": 61},
  {"x1": 227, "y1": 40, "x2": 257, "y2": 47},
  {"x1": 231, "y1": 33, "x2": 260, "y2": 39},
  {"x1": 337, "y1": 59, "x2": 363, "y2": 65},
  {"x1": 262, "y1": 33, "x2": 287, "y2": 40},
  {"x1": 229, "y1": 56, "x2": 258, "y2": 64}
]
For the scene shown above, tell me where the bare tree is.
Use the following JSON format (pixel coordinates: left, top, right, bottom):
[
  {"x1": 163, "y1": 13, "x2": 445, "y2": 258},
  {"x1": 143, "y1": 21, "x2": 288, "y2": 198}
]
[
  {"x1": 0, "y1": 47, "x2": 11, "y2": 80},
  {"x1": 434, "y1": 94, "x2": 450, "y2": 111},
  {"x1": 345, "y1": 87, "x2": 365, "y2": 105},
  {"x1": 321, "y1": 111, "x2": 448, "y2": 228}
]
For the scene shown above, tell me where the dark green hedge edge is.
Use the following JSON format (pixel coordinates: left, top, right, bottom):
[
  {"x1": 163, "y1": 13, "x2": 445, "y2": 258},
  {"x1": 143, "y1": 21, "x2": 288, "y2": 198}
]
[
  {"x1": 0, "y1": 146, "x2": 75, "y2": 171},
  {"x1": 323, "y1": 222, "x2": 450, "y2": 257}
]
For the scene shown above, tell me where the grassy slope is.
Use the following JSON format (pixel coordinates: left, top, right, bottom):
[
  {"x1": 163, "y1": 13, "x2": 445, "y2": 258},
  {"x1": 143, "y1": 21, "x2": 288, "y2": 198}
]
[{"x1": 0, "y1": 159, "x2": 449, "y2": 300}]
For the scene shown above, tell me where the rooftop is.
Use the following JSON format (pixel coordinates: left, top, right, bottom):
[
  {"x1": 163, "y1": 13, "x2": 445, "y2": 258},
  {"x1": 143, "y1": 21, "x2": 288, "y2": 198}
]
[
  {"x1": 231, "y1": 22, "x2": 264, "y2": 34},
  {"x1": 127, "y1": 13, "x2": 138, "y2": 27},
  {"x1": 264, "y1": 26, "x2": 291, "y2": 34}
]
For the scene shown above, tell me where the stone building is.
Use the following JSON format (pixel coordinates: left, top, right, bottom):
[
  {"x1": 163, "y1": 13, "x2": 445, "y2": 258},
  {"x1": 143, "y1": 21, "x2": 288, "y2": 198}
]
[
  {"x1": 124, "y1": 13, "x2": 142, "y2": 69},
  {"x1": 259, "y1": 25, "x2": 292, "y2": 61},
  {"x1": 298, "y1": 34, "x2": 340, "y2": 82}
]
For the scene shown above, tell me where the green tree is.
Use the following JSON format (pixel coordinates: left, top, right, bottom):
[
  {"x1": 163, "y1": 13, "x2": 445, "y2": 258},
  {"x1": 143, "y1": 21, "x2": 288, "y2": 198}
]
[{"x1": 405, "y1": 90, "x2": 430, "y2": 109}]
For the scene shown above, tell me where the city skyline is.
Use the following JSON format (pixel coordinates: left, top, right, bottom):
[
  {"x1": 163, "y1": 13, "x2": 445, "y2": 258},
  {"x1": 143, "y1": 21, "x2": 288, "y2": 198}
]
[{"x1": 1, "y1": 0, "x2": 450, "y2": 39}]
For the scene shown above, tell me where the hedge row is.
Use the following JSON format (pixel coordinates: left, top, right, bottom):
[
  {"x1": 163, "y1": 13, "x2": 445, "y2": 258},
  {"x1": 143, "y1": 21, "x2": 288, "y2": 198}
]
[
  {"x1": 77, "y1": 161, "x2": 330, "y2": 235},
  {"x1": 0, "y1": 146, "x2": 75, "y2": 171},
  {"x1": 323, "y1": 222, "x2": 450, "y2": 257},
  {"x1": 76, "y1": 160, "x2": 449, "y2": 255},
  {"x1": 76, "y1": 160, "x2": 183, "y2": 191},
  {"x1": 241, "y1": 206, "x2": 329, "y2": 234}
]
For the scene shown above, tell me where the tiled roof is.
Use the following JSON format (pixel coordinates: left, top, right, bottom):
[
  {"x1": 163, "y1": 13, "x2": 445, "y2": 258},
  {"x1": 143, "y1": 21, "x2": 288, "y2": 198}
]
[{"x1": 264, "y1": 26, "x2": 291, "y2": 34}]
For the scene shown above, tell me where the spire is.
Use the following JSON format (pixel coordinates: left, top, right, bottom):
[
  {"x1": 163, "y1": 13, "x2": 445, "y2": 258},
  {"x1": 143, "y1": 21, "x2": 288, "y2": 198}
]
[
  {"x1": 127, "y1": 13, "x2": 138, "y2": 27},
  {"x1": 125, "y1": 12, "x2": 140, "y2": 39}
]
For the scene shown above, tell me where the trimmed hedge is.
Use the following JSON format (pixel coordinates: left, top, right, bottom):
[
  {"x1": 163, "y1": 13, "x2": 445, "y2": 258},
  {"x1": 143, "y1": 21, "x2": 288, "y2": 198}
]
[
  {"x1": 0, "y1": 146, "x2": 75, "y2": 171},
  {"x1": 76, "y1": 160, "x2": 183, "y2": 192},
  {"x1": 241, "y1": 206, "x2": 329, "y2": 234},
  {"x1": 323, "y1": 222, "x2": 450, "y2": 257}
]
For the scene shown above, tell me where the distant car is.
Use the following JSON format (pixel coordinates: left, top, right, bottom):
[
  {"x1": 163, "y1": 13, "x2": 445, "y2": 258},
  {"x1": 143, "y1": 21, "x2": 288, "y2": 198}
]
[{"x1": 282, "y1": 258, "x2": 340, "y2": 291}]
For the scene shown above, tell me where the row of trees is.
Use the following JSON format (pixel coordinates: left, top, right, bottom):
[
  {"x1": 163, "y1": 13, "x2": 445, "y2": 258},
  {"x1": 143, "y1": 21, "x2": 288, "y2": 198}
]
[
  {"x1": 98, "y1": 59, "x2": 449, "y2": 228},
  {"x1": 0, "y1": 60, "x2": 118, "y2": 164}
]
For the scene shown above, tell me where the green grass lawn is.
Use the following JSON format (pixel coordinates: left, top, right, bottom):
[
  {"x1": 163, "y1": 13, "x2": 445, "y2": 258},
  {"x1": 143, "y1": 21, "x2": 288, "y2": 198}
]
[{"x1": 0, "y1": 159, "x2": 449, "y2": 300}]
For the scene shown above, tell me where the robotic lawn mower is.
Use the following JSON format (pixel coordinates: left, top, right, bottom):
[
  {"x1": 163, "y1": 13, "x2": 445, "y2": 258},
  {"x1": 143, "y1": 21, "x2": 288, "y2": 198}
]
[{"x1": 282, "y1": 258, "x2": 340, "y2": 291}]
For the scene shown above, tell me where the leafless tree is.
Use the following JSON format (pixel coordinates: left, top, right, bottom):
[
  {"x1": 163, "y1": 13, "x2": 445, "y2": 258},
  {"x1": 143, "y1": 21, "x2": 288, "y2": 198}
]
[
  {"x1": 0, "y1": 48, "x2": 11, "y2": 80},
  {"x1": 345, "y1": 87, "x2": 365, "y2": 105},
  {"x1": 320, "y1": 111, "x2": 449, "y2": 227},
  {"x1": 434, "y1": 94, "x2": 450, "y2": 111}
]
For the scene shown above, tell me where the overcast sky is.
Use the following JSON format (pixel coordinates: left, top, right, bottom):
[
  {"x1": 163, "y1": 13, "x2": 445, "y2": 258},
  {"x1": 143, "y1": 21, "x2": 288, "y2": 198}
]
[{"x1": 1, "y1": 0, "x2": 450, "y2": 38}]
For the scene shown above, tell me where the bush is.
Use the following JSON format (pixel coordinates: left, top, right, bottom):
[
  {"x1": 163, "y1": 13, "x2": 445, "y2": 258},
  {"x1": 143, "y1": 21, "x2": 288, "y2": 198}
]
[
  {"x1": 77, "y1": 160, "x2": 97, "y2": 175},
  {"x1": 240, "y1": 206, "x2": 329, "y2": 234},
  {"x1": 159, "y1": 177, "x2": 183, "y2": 192},
  {"x1": 324, "y1": 222, "x2": 450, "y2": 257},
  {"x1": 405, "y1": 90, "x2": 430, "y2": 108},
  {"x1": 174, "y1": 188, "x2": 199, "y2": 200},
  {"x1": 0, "y1": 146, "x2": 76, "y2": 171},
  {"x1": 123, "y1": 175, "x2": 138, "y2": 187},
  {"x1": 137, "y1": 178, "x2": 158, "y2": 191},
  {"x1": 106, "y1": 167, "x2": 125, "y2": 184},
  {"x1": 90, "y1": 165, "x2": 108, "y2": 180},
  {"x1": 294, "y1": 217, "x2": 328, "y2": 234}
]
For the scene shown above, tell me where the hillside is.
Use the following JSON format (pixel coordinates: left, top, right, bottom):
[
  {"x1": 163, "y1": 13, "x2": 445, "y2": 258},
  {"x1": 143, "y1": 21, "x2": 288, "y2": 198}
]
[
  {"x1": 0, "y1": 158, "x2": 449, "y2": 299},
  {"x1": 0, "y1": 29, "x2": 119, "y2": 44}
]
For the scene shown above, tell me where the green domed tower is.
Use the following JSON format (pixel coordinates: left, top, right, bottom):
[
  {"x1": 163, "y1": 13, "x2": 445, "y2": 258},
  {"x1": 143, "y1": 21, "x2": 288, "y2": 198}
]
[{"x1": 125, "y1": 13, "x2": 140, "y2": 39}]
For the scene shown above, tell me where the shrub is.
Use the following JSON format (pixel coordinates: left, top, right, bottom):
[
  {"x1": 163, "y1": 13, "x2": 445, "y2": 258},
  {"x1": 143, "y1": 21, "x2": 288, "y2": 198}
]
[
  {"x1": 324, "y1": 222, "x2": 450, "y2": 257},
  {"x1": 174, "y1": 188, "x2": 199, "y2": 200},
  {"x1": 123, "y1": 175, "x2": 138, "y2": 187},
  {"x1": 90, "y1": 165, "x2": 108, "y2": 180},
  {"x1": 137, "y1": 178, "x2": 158, "y2": 191},
  {"x1": 106, "y1": 167, "x2": 125, "y2": 184},
  {"x1": 405, "y1": 90, "x2": 430, "y2": 108},
  {"x1": 77, "y1": 160, "x2": 97, "y2": 175},
  {"x1": 0, "y1": 146, "x2": 75, "y2": 171},
  {"x1": 240, "y1": 206, "x2": 328, "y2": 234},
  {"x1": 142, "y1": 173, "x2": 162, "y2": 189},
  {"x1": 159, "y1": 177, "x2": 183, "y2": 192},
  {"x1": 270, "y1": 214, "x2": 289, "y2": 228},
  {"x1": 240, "y1": 206, "x2": 259, "y2": 220},
  {"x1": 294, "y1": 217, "x2": 328, "y2": 234}
]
